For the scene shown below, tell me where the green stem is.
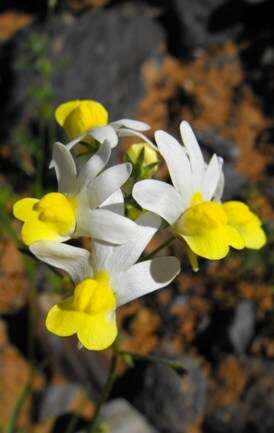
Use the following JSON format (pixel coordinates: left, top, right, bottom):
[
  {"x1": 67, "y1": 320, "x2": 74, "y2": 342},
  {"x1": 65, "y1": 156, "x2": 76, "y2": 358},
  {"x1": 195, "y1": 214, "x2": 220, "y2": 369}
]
[
  {"x1": 119, "y1": 350, "x2": 187, "y2": 375},
  {"x1": 145, "y1": 235, "x2": 176, "y2": 260},
  {"x1": 6, "y1": 381, "x2": 32, "y2": 433},
  {"x1": 87, "y1": 350, "x2": 118, "y2": 433}
]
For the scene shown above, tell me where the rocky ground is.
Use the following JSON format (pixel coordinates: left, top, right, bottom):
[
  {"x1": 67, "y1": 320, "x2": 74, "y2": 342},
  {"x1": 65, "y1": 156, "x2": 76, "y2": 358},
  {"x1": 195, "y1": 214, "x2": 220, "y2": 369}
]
[{"x1": 0, "y1": 1, "x2": 274, "y2": 432}]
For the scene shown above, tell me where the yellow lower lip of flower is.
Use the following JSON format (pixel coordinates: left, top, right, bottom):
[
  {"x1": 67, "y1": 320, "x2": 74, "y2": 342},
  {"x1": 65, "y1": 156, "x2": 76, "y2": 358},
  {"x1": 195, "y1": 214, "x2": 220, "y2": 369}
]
[
  {"x1": 46, "y1": 273, "x2": 117, "y2": 351},
  {"x1": 223, "y1": 201, "x2": 266, "y2": 249},
  {"x1": 13, "y1": 192, "x2": 76, "y2": 246},
  {"x1": 172, "y1": 201, "x2": 245, "y2": 260},
  {"x1": 55, "y1": 99, "x2": 108, "y2": 140}
]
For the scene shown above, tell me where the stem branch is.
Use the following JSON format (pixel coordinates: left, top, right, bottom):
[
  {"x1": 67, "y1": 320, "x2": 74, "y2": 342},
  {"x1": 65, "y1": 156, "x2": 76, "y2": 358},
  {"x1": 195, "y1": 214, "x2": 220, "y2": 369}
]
[
  {"x1": 145, "y1": 235, "x2": 176, "y2": 260},
  {"x1": 119, "y1": 350, "x2": 187, "y2": 375}
]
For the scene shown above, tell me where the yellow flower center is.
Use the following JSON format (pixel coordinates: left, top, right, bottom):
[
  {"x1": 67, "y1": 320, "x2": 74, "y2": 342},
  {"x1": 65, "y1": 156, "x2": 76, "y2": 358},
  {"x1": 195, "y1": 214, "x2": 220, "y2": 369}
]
[
  {"x1": 72, "y1": 273, "x2": 116, "y2": 315},
  {"x1": 172, "y1": 192, "x2": 244, "y2": 260},
  {"x1": 13, "y1": 192, "x2": 77, "y2": 245},
  {"x1": 55, "y1": 99, "x2": 108, "y2": 140}
]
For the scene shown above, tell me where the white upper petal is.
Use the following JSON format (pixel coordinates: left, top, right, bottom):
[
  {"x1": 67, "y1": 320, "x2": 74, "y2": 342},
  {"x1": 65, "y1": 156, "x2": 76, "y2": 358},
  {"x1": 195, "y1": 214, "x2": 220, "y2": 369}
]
[
  {"x1": 99, "y1": 189, "x2": 125, "y2": 216},
  {"x1": 202, "y1": 154, "x2": 221, "y2": 200},
  {"x1": 52, "y1": 142, "x2": 77, "y2": 194},
  {"x1": 77, "y1": 208, "x2": 138, "y2": 244},
  {"x1": 87, "y1": 163, "x2": 132, "y2": 209},
  {"x1": 49, "y1": 135, "x2": 85, "y2": 169},
  {"x1": 89, "y1": 125, "x2": 118, "y2": 148},
  {"x1": 180, "y1": 121, "x2": 205, "y2": 188},
  {"x1": 92, "y1": 211, "x2": 162, "y2": 274},
  {"x1": 155, "y1": 130, "x2": 193, "y2": 204},
  {"x1": 118, "y1": 128, "x2": 157, "y2": 150},
  {"x1": 214, "y1": 157, "x2": 225, "y2": 202},
  {"x1": 76, "y1": 140, "x2": 111, "y2": 192},
  {"x1": 115, "y1": 256, "x2": 180, "y2": 307},
  {"x1": 30, "y1": 241, "x2": 91, "y2": 284},
  {"x1": 133, "y1": 179, "x2": 185, "y2": 225},
  {"x1": 111, "y1": 119, "x2": 150, "y2": 131}
]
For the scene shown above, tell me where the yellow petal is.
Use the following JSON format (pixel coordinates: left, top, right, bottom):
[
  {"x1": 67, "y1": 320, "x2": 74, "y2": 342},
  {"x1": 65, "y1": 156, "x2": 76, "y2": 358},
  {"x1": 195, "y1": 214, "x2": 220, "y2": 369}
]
[
  {"x1": 46, "y1": 297, "x2": 81, "y2": 336},
  {"x1": 223, "y1": 201, "x2": 266, "y2": 249},
  {"x1": 55, "y1": 100, "x2": 108, "y2": 139},
  {"x1": 13, "y1": 198, "x2": 39, "y2": 222},
  {"x1": 55, "y1": 100, "x2": 81, "y2": 126},
  {"x1": 77, "y1": 311, "x2": 117, "y2": 351},
  {"x1": 174, "y1": 201, "x2": 245, "y2": 260},
  {"x1": 183, "y1": 226, "x2": 230, "y2": 260},
  {"x1": 46, "y1": 299, "x2": 117, "y2": 350},
  {"x1": 21, "y1": 214, "x2": 61, "y2": 246}
]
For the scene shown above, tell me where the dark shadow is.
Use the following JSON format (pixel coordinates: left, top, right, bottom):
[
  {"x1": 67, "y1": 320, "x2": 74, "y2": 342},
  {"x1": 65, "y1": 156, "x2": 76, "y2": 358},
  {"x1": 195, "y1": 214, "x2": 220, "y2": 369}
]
[
  {"x1": 210, "y1": 0, "x2": 274, "y2": 115},
  {"x1": 0, "y1": 0, "x2": 48, "y2": 19},
  {"x1": 52, "y1": 414, "x2": 87, "y2": 433}
]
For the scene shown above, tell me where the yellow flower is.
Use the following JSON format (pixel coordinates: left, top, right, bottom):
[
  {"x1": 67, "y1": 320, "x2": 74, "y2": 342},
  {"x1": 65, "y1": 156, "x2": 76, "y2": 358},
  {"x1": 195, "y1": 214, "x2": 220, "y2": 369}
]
[
  {"x1": 13, "y1": 193, "x2": 76, "y2": 246},
  {"x1": 125, "y1": 142, "x2": 159, "y2": 180},
  {"x1": 55, "y1": 99, "x2": 108, "y2": 140},
  {"x1": 133, "y1": 122, "x2": 266, "y2": 265},
  {"x1": 14, "y1": 141, "x2": 138, "y2": 247},
  {"x1": 30, "y1": 212, "x2": 180, "y2": 351},
  {"x1": 46, "y1": 273, "x2": 117, "y2": 351}
]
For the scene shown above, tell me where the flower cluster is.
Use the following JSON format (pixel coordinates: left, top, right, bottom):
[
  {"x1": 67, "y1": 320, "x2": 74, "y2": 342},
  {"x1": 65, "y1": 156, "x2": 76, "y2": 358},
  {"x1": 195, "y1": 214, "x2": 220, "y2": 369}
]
[{"x1": 13, "y1": 99, "x2": 266, "y2": 351}]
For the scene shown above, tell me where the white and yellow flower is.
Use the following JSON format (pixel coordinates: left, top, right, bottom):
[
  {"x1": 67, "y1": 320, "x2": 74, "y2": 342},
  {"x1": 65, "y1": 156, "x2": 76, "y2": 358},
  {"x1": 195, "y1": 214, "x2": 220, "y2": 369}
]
[
  {"x1": 55, "y1": 99, "x2": 154, "y2": 150},
  {"x1": 133, "y1": 121, "x2": 266, "y2": 264},
  {"x1": 13, "y1": 140, "x2": 137, "y2": 246},
  {"x1": 30, "y1": 212, "x2": 180, "y2": 350}
]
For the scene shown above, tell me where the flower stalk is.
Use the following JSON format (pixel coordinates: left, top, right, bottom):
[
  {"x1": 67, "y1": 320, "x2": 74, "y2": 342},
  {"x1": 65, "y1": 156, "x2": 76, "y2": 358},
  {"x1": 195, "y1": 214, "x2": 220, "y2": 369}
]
[{"x1": 87, "y1": 349, "x2": 118, "y2": 433}]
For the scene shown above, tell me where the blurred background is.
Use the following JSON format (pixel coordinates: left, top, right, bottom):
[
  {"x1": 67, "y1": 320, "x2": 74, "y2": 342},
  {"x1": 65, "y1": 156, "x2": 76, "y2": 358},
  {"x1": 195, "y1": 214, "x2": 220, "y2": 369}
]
[{"x1": 0, "y1": 1, "x2": 274, "y2": 432}]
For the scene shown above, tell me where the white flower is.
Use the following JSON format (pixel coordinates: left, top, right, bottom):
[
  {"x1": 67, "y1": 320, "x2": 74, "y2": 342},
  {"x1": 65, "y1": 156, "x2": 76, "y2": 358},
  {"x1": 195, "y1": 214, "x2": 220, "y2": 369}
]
[
  {"x1": 13, "y1": 140, "x2": 137, "y2": 245},
  {"x1": 133, "y1": 121, "x2": 246, "y2": 262},
  {"x1": 30, "y1": 212, "x2": 181, "y2": 350}
]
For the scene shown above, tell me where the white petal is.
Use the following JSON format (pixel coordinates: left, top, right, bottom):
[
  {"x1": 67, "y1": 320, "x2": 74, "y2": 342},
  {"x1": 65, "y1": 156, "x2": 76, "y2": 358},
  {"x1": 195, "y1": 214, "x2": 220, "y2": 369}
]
[
  {"x1": 76, "y1": 140, "x2": 111, "y2": 192},
  {"x1": 51, "y1": 142, "x2": 77, "y2": 194},
  {"x1": 111, "y1": 119, "x2": 150, "y2": 131},
  {"x1": 77, "y1": 208, "x2": 138, "y2": 244},
  {"x1": 30, "y1": 241, "x2": 91, "y2": 284},
  {"x1": 202, "y1": 154, "x2": 221, "y2": 200},
  {"x1": 49, "y1": 135, "x2": 85, "y2": 169},
  {"x1": 92, "y1": 211, "x2": 162, "y2": 274},
  {"x1": 214, "y1": 157, "x2": 225, "y2": 202},
  {"x1": 100, "y1": 189, "x2": 125, "y2": 216},
  {"x1": 180, "y1": 121, "x2": 205, "y2": 187},
  {"x1": 115, "y1": 256, "x2": 180, "y2": 307},
  {"x1": 155, "y1": 130, "x2": 193, "y2": 203},
  {"x1": 118, "y1": 128, "x2": 157, "y2": 150},
  {"x1": 133, "y1": 180, "x2": 184, "y2": 225},
  {"x1": 87, "y1": 163, "x2": 132, "y2": 209},
  {"x1": 89, "y1": 125, "x2": 118, "y2": 148}
]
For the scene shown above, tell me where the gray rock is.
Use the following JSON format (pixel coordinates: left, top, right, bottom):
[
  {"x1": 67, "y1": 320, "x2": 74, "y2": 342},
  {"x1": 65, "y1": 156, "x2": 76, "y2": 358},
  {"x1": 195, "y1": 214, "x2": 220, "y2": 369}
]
[
  {"x1": 136, "y1": 356, "x2": 207, "y2": 433},
  {"x1": 39, "y1": 383, "x2": 86, "y2": 421},
  {"x1": 171, "y1": 0, "x2": 241, "y2": 52},
  {"x1": 222, "y1": 163, "x2": 247, "y2": 200},
  {"x1": 228, "y1": 300, "x2": 256, "y2": 354},
  {"x1": 197, "y1": 129, "x2": 239, "y2": 161},
  {"x1": 100, "y1": 399, "x2": 159, "y2": 433},
  {"x1": 244, "y1": 361, "x2": 274, "y2": 433},
  {"x1": 1, "y1": 8, "x2": 165, "y2": 137},
  {"x1": 204, "y1": 405, "x2": 246, "y2": 433}
]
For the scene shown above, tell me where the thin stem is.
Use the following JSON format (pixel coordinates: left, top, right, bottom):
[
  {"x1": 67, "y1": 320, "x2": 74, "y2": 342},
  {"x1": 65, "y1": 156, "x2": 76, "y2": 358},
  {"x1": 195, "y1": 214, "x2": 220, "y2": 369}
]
[
  {"x1": 87, "y1": 350, "x2": 118, "y2": 433},
  {"x1": 6, "y1": 379, "x2": 32, "y2": 433},
  {"x1": 119, "y1": 350, "x2": 187, "y2": 376},
  {"x1": 145, "y1": 235, "x2": 176, "y2": 260}
]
